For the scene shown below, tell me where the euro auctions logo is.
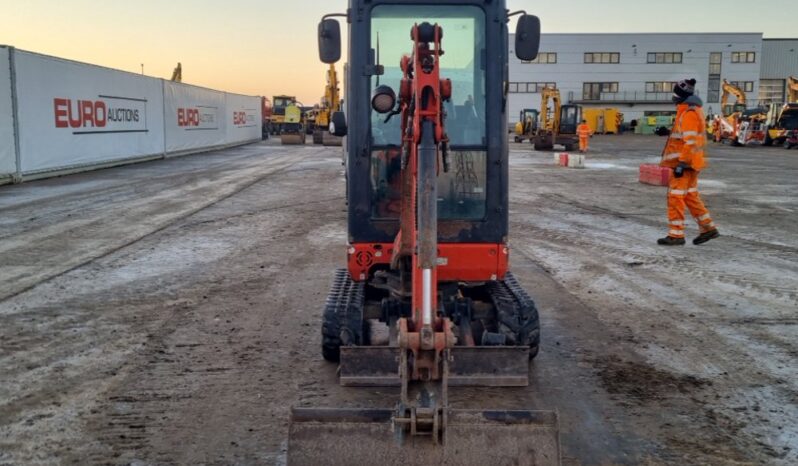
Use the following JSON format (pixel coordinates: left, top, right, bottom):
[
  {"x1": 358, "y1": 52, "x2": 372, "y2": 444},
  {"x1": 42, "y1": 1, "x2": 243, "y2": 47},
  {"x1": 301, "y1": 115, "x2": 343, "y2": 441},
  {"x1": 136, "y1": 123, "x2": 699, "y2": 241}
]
[
  {"x1": 232, "y1": 109, "x2": 256, "y2": 128},
  {"x1": 177, "y1": 106, "x2": 218, "y2": 130},
  {"x1": 177, "y1": 108, "x2": 200, "y2": 127},
  {"x1": 53, "y1": 96, "x2": 148, "y2": 134}
]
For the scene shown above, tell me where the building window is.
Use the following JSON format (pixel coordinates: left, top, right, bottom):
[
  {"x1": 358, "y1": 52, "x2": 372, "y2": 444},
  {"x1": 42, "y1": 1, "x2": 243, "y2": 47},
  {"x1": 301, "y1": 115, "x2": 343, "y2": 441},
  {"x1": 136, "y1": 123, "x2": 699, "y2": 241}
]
[
  {"x1": 730, "y1": 81, "x2": 754, "y2": 93},
  {"x1": 584, "y1": 52, "x2": 620, "y2": 64},
  {"x1": 582, "y1": 82, "x2": 619, "y2": 100},
  {"x1": 646, "y1": 81, "x2": 677, "y2": 93},
  {"x1": 647, "y1": 52, "x2": 683, "y2": 64},
  {"x1": 522, "y1": 52, "x2": 557, "y2": 64},
  {"x1": 707, "y1": 52, "x2": 722, "y2": 103},
  {"x1": 759, "y1": 79, "x2": 786, "y2": 105},
  {"x1": 731, "y1": 51, "x2": 756, "y2": 63},
  {"x1": 508, "y1": 82, "x2": 556, "y2": 93}
]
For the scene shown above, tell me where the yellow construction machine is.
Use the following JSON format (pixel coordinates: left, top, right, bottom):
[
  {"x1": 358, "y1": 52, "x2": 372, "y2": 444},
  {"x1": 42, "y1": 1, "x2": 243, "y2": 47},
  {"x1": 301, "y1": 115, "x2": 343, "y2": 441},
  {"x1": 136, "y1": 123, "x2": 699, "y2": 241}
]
[
  {"x1": 763, "y1": 76, "x2": 798, "y2": 146},
  {"x1": 513, "y1": 108, "x2": 539, "y2": 142},
  {"x1": 280, "y1": 101, "x2": 306, "y2": 144},
  {"x1": 532, "y1": 87, "x2": 581, "y2": 151},
  {"x1": 269, "y1": 95, "x2": 297, "y2": 137},
  {"x1": 311, "y1": 64, "x2": 343, "y2": 146},
  {"x1": 716, "y1": 80, "x2": 747, "y2": 145},
  {"x1": 170, "y1": 62, "x2": 182, "y2": 82}
]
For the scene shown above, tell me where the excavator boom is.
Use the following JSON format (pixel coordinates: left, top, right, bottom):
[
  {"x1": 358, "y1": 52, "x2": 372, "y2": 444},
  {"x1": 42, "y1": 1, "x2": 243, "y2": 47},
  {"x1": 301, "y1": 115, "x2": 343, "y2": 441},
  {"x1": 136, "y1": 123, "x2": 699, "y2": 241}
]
[
  {"x1": 788, "y1": 76, "x2": 798, "y2": 104},
  {"x1": 718, "y1": 79, "x2": 748, "y2": 145}
]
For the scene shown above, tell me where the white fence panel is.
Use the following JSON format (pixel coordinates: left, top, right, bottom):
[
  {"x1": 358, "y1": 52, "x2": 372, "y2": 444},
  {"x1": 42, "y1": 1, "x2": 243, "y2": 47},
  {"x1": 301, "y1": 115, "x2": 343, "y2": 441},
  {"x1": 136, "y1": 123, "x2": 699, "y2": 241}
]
[
  {"x1": 225, "y1": 93, "x2": 262, "y2": 144},
  {"x1": 0, "y1": 47, "x2": 16, "y2": 179},
  {"x1": 14, "y1": 51, "x2": 165, "y2": 174},
  {"x1": 164, "y1": 81, "x2": 227, "y2": 153}
]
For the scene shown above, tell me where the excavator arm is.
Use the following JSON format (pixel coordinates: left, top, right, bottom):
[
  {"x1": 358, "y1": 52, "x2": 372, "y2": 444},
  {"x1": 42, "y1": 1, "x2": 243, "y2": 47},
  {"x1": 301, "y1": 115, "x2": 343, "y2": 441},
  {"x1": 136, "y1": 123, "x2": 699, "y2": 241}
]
[
  {"x1": 787, "y1": 76, "x2": 798, "y2": 104},
  {"x1": 721, "y1": 79, "x2": 746, "y2": 114},
  {"x1": 540, "y1": 87, "x2": 561, "y2": 135},
  {"x1": 170, "y1": 62, "x2": 182, "y2": 82}
]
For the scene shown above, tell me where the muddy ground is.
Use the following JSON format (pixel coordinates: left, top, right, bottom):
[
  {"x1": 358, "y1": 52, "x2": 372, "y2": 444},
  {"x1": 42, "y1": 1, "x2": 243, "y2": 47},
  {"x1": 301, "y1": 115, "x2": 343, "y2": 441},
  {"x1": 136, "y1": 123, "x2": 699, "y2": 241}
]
[{"x1": 0, "y1": 135, "x2": 796, "y2": 465}]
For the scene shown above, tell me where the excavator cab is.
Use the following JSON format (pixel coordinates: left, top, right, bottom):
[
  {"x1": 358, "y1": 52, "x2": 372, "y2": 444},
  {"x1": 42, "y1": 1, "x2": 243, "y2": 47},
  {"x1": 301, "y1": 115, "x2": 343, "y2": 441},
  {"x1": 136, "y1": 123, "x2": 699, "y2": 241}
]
[
  {"x1": 289, "y1": 2, "x2": 561, "y2": 465},
  {"x1": 559, "y1": 104, "x2": 582, "y2": 135},
  {"x1": 514, "y1": 108, "x2": 539, "y2": 142}
]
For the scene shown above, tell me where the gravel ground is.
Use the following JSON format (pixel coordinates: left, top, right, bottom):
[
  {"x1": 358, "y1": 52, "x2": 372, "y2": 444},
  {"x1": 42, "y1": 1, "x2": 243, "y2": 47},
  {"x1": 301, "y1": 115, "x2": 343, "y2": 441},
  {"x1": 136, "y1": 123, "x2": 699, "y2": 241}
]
[{"x1": 0, "y1": 135, "x2": 795, "y2": 465}]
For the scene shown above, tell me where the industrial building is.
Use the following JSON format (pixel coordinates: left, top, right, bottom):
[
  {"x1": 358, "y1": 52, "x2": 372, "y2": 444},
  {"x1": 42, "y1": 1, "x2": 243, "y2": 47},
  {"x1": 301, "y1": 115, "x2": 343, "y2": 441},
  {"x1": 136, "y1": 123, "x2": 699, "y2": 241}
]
[{"x1": 508, "y1": 32, "x2": 798, "y2": 124}]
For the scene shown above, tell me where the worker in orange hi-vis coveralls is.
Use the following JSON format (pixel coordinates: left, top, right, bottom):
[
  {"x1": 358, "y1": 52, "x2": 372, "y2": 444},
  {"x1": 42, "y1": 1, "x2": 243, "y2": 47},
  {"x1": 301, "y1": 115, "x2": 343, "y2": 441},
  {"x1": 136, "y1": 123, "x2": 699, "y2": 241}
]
[
  {"x1": 711, "y1": 115, "x2": 722, "y2": 143},
  {"x1": 658, "y1": 78, "x2": 720, "y2": 246},
  {"x1": 576, "y1": 120, "x2": 593, "y2": 152}
]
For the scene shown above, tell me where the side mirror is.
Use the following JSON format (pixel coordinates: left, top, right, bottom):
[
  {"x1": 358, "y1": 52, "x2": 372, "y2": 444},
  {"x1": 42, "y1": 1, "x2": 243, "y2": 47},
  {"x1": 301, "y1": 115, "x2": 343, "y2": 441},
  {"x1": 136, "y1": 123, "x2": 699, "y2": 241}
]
[
  {"x1": 330, "y1": 111, "x2": 347, "y2": 136},
  {"x1": 318, "y1": 19, "x2": 341, "y2": 64},
  {"x1": 515, "y1": 14, "x2": 541, "y2": 61}
]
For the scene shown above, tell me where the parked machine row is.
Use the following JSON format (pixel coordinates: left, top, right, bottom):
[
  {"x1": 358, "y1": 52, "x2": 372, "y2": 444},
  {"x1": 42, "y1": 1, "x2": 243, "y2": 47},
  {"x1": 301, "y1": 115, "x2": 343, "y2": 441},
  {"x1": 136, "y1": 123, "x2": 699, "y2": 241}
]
[{"x1": 711, "y1": 77, "x2": 798, "y2": 148}]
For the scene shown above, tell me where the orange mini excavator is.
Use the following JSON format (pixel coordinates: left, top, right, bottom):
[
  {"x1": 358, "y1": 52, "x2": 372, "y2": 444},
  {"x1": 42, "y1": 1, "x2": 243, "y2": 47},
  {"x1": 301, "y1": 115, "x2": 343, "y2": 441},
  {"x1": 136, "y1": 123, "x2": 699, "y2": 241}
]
[{"x1": 288, "y1": 2, "x2": 560, "y2": 465}]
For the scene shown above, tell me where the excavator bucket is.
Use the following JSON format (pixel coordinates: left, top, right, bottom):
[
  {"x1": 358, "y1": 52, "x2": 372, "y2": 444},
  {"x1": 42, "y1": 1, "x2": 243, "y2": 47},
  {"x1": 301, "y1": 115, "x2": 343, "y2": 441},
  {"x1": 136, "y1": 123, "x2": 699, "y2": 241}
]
[
  {"x1": 288, "y1": 407, "x2": 560, "y2": 466},
  {"x1": 287, "y1": 346, "x2": 561, "y2": 465},
  {"x1": 280, "y1": 133, "x2": 305, "y2": 145}
]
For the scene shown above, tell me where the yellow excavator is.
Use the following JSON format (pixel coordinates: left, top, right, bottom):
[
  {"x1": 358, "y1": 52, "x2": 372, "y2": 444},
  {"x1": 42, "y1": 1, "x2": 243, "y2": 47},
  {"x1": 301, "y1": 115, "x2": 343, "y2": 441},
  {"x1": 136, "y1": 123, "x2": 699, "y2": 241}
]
[
  {"x1": 716, "y1": 79, "x2": 747, "y2": 145},
  {"x1": 764, "y1": 76, "x2": 798, "y2": 147},
  {"x1": 513, "y1": 108, "x2": 539, "y2": 143},
  {"x1": 532, "y1": 87, "x2": 581, "y2": 151},
  {"x1": 170, "y1": 62, "x2": 182, "y2": 82},
  {"x1": 311, "y1": 64, "x2": 343, "y2": 146}
]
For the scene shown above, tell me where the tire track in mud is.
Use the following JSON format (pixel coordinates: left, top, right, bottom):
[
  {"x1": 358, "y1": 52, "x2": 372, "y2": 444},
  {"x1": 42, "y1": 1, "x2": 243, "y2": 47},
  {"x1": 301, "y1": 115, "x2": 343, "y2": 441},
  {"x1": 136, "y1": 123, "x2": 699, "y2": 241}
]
[
  {"x1": 0, "y1": 148, "x2": 347, "y2": 464},
  {"x1": 511, "y1": 203, "x2": 798, "y2": 304},
  {"x1": 0, "y1": 145, "x2": 290, "y2": 217},
  {"x1": 509, "y1": 202, "x2": 798, "y2": 463},
  {"x1": 0, "y1": 155, "x2": 300, "y2": 304}
]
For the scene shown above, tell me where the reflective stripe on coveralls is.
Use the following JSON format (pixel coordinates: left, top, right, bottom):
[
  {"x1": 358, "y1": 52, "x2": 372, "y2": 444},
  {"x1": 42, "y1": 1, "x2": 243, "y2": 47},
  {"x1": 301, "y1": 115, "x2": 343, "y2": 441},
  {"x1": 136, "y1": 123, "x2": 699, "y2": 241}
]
[{"x1": 667, "y1": 170, "x2": 715, "y2": 237}]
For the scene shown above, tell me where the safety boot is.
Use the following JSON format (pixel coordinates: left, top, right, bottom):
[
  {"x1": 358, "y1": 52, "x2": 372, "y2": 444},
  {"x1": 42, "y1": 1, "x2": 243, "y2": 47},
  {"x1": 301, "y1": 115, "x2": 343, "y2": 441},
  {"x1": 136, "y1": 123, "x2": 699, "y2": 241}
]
[
  {"x1": 693, "y1": 228, "x2": 720, "y2": 245},
  {"x1": 657, "y1": 236, "x2": 685, "y2": 246}
]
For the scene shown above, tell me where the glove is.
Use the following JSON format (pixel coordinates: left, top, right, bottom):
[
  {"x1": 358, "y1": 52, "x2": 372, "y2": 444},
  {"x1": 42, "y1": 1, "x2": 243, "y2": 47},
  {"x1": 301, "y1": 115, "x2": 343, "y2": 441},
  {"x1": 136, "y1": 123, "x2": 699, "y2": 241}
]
[{"x1": 673, "y1": 162, "x2": 688, "y2": 178}]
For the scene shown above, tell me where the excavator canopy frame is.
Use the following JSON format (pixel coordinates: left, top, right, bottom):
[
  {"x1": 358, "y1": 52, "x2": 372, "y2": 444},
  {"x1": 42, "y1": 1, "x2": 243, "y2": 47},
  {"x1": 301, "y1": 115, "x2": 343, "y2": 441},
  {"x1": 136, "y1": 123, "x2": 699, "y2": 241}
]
[{"x1": 288, "y1": 2, "x2": 560, "y2": 465}]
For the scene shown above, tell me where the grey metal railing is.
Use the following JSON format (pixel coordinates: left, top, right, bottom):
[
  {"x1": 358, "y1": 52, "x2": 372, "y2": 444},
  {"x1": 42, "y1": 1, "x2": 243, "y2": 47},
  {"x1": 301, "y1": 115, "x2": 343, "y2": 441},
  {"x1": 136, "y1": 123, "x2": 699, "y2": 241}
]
[{"x1": 567, "y1": 90, "x2": 702, "y2": 104}]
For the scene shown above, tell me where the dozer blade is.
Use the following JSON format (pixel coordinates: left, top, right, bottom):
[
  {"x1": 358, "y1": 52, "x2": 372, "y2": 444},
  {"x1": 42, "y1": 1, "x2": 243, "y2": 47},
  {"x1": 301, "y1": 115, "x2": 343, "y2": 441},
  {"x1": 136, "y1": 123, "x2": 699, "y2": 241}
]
[
  {"x1": 339, "y1": 345, "x2": 530, "y2": 387},
  {"x1": 288, "y1": 407, "x2": 560, "y2": 466},
  {"x1": 280, "y1": 134, "x2": 305, "y2": 145}
]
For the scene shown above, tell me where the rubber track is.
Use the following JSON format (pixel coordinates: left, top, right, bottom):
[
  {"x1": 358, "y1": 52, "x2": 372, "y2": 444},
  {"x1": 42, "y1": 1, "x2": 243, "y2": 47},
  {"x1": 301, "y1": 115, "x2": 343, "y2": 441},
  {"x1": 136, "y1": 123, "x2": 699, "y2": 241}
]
[
  {"x1": 487, "y1": 272, "x2": 541, "y2": 358},
  {"x1": 321, "y1": 268, "x2": 366, "y2": 362}
]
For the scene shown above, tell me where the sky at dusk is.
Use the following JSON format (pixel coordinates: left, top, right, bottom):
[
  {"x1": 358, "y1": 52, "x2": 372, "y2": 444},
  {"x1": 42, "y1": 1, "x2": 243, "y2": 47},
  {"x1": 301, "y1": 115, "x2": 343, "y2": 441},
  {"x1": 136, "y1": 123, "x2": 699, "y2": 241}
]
[{"x1": 1, "y1": 0, "x2": 795, "y2": 103}]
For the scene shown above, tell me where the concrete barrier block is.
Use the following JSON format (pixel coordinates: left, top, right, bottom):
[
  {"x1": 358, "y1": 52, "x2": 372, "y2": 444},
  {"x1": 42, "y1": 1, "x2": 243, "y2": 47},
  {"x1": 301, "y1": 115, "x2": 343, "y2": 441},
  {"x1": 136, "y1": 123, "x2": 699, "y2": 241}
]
[
  {"x1": 639, "y1": 163, "x2": 670, "y2": 186},
  {"x1": 567, "y1": 153, "x2": 585, "y2": 168}
]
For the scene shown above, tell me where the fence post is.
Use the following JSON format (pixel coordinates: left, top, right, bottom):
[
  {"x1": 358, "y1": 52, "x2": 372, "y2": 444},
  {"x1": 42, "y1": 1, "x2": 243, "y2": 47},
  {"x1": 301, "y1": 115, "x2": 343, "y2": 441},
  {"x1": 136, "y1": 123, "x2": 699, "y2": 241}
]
[
  {"x1": 8, "y1": 47, "x2": 22, "y2": 183},
  {"x1": 161, "y1": 78, "x2": 167, "y2": 159}
]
